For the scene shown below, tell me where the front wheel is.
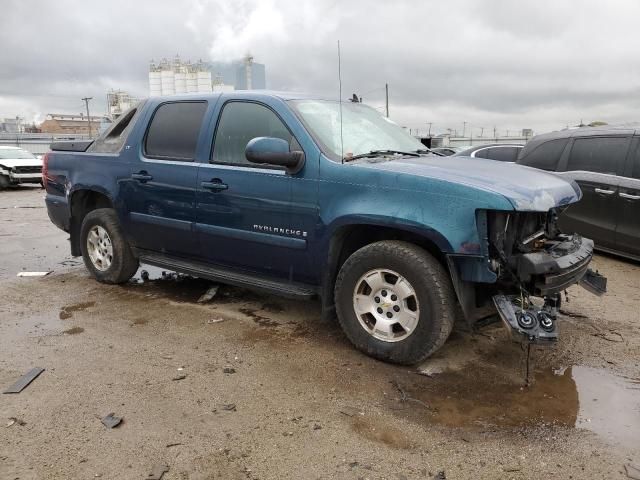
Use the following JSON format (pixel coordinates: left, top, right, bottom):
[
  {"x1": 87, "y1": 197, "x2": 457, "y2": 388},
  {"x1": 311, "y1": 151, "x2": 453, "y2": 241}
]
[
  {"x1": 80, "y1": 208, "x2": 139, "y2": 284},
  {"x1": 334, "y1": 241, "x2": 456, "y2": 365}
]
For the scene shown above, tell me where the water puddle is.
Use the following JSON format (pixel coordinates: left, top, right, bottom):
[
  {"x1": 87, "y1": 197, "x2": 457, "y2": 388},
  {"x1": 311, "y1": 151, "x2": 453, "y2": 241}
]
[
  {"x1": 59, "y1": 301, "x2": 95, "y2": 320},
  {"x1": 398, "y1": 365, "x2": 640, "y2": 449}
]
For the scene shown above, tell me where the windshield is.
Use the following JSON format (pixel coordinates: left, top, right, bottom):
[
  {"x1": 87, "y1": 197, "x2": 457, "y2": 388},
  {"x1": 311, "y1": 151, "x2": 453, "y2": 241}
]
[
  {"x1": 289, "y1": 100, "x2": 425, "y2": 160},
  {"x1": 0, "y1": 148, "x2": 35, "y2": 160}
]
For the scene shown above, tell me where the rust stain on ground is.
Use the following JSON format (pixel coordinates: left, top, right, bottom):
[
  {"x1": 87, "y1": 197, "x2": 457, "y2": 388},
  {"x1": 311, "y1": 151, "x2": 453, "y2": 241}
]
[{"x1": 59, "y1": 301, "x2": 95, "y2": 320}]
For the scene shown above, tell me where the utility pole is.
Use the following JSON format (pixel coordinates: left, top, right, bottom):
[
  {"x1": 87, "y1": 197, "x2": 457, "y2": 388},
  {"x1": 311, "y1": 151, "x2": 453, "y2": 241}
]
[
  {"x1": 385, "y1": 83, "x2": 389, "y2": 118},
  {"x1": 480, "y1": 126, "x2": 484, "y2": 137},
  {"x1": 426, "y1": 122, "x2": 432, "y2": 136},
  {"x1": 462, "y1": 121, "x2": 467, "y2": 138},
  {"x1": 82, "y1": 97, "x2": 93, "y2": 137}
]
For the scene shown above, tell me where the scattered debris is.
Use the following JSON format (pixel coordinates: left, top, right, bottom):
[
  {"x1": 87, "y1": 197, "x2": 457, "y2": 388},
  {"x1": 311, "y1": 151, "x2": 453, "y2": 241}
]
[
  {"x1": 60, "y1": 259, "x2": 82, "y2": 266},
  {"x1": 172, "y1": 374, "x2": 187, "y2": 381},
  {"x1": 101, "y1": 413, "x2": 123, "y2": 429},
  {"x1": 3, "y1": 367, "x2": 45, "y2": 394},
  {"x1": 339, "y1": 406, "x2": 364, "y2": 417},
  {"x1": 197, "y1": 285, "x2": 219, "y2": 303},
  {"x1": 433, "y1": 471, "x2": 446, "y2": 480},
  {"x1": 503, "y1": 466, "x2": 522, "y2": 472},
  {"x1": 17, "y1": 271, "x2": 51, "y2": 277},
  {"x1": 62, "y1": 327, "x2": 84, "y2": 335},
  {"x1": 559, "y1": 309, "x2": 588, "y2": 319},
  {"x1": 6, "y1": 417, "x2": 26, "y2": 427},
  {"x1": 223, "y1": 366, "x2": 236, "y2": 374},
  {"x1": 221, "y1": 403, "x2": 237, "y2": 412},
  {"x1": 146, "y1": 464, "x2": 169, "y2": 480},
  {"x1": 165, "y1": 442, "x2": 183, "y2": 448},
  {"x1": 625, "y1": 463, "x2": 640, "y2": 480},
  {"x1": 207, "y1": 317, "x2": 225, "y2": 324},
  {"x1": 313, "y1": 423, "x2": 322, "y2": 430},
  {"x1": 390, "y1": 380, "x2": 430, "y2": 409}
]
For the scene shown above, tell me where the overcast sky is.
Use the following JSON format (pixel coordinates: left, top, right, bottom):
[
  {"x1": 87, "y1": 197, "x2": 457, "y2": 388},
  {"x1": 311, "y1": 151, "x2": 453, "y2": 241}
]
[{"x1": 2, "y1": 0, "x2": 640, "y2": 135}]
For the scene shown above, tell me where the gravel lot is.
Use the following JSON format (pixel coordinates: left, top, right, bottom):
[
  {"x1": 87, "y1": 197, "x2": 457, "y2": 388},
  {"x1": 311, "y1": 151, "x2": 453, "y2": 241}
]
[{"x1": 1, "y1": 186, "x2": 639, "y2": 479}]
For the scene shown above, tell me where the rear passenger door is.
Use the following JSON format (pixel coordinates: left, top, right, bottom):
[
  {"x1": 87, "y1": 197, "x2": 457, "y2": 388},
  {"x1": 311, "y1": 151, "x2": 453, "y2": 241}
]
[
  {"x1": 557, "y1": 135, "x2": 630, "y2": 250},
  {"x1": 616, "y1": 137, "x2": 640, "y2": 258},
  {"x1": 122, "y1": 101, "x2": 208, "y2": 257}
]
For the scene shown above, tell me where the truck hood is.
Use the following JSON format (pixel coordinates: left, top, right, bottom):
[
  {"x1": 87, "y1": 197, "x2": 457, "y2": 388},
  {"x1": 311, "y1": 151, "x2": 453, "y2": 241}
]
[
  {"x1": 0, "y1": 157, "x2": 42, "y2": 168},
  {"x1": 358, "y1": 156, "x2": 581, "y2": 211}
]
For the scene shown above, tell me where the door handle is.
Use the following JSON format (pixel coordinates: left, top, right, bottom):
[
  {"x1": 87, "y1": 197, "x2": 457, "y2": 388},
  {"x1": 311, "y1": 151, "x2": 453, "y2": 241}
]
[
  {"x1": 131, "y1": 172, "x2": 153, "y2": 182},
  {"x1": 619, "y1": 192, "x2": 640, "y2": 200},
  {"x1": 594, "y1": 188, "x2": 615, "y2": 195},
  {"x1": 201, "y1": 179, "x2": 228, "y2": 191}
]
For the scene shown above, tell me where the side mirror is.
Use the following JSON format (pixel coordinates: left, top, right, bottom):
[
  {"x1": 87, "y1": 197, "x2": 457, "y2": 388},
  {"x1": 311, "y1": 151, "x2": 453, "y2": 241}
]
[{"x1": 245, "y1": 137, "x2": 304, "y2": 173}]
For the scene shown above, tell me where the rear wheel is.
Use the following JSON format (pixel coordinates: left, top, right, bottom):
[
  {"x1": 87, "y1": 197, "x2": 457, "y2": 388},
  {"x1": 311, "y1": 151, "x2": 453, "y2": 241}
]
[
  {"x1": 334, "y1": 241, "x2": 456, "y2": 365},
  {"x1": 0, "y1": 175, "x2": 9, "y2": 190},
  {"x1": 80, "y1": 208, "x2": 138, "y2": 284}
]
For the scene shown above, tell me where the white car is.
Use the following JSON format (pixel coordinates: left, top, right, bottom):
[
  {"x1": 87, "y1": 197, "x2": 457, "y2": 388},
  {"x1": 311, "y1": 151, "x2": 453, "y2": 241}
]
[{"x1": 0, "y1": 146, "x2": 43, "y2": 189}]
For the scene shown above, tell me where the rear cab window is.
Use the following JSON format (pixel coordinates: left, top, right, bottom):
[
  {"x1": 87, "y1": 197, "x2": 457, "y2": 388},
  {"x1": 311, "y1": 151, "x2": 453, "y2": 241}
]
[
  {"x1": 487, "y1": 147, "x2": 520, "y2": 162},
  {"x1": 518, "y1": 138, "x2": 568, "y2": 171},
  {"x1": 144, "y1": 101, "x2": 208, "y2": 161}
]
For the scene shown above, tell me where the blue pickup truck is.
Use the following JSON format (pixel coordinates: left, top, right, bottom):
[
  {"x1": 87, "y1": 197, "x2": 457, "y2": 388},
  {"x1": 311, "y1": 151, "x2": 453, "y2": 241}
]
[{"x1": 43, "y1": 92, "x2": 606, "y2": 364}]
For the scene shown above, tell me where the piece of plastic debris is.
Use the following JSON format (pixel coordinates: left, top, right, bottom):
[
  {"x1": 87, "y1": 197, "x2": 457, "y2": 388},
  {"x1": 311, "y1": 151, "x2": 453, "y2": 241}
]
[
  {"x1": 6, "y1": 417, "x2": 26, "y2": 427},
  {"x1": 101, "y1": 413, "x2": 123, "y2": 429},
  {"x1": 17, "y1": 271, "x2": 51, "y2": 277},
  {"x1": 3, "y1": 367, "x2": 45, "y2": 394},
  {"x1": 223, "y1": 366, "x2": 236, "y2": 374},
  {"x1": 207, "y1": 317, "x2": 225, "y2": 324},
  {"x1": 433, "y1": 471, "x2": 446, "y2": 480},
  {"x1": 197, "y1": 285, "x2": 219, "y2": 303},
  {"x1": 147, "y1": 464, "x2": 169, "y2": 480},
  {"x1": 172, "y1": 374, "x2": 187, "y2": 381},
  {"x1": 221, "y1": 403, "x2": 236, "y2": 412},
  {"x1": 625, "y1": 463, "x2": 640, "y2": 480}
]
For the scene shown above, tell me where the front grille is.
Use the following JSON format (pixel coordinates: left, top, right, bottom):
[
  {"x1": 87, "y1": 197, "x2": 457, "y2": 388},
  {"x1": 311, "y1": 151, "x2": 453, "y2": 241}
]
[{"x1": 13, "y1": 166, "x2": 42, "y2": 174}]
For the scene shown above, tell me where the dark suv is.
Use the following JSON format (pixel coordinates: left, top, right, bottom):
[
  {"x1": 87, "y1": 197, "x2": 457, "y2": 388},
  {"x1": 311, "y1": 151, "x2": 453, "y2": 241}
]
[{"x1": 517, "y1": 126, "x2": 640, "y2": 261}]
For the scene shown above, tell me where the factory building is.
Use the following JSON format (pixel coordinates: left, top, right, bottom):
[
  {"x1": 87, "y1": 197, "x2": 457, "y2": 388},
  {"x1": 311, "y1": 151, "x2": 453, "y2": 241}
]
[
  {"x1": 106, "y1": 90, "x2": 140, "y2": 119},
  {"x1": 149, "y1": 54, "x2": 265, "y2": 96},
  {"x1": 39, "y1": 113, "x2": 110, "y2": 136}
]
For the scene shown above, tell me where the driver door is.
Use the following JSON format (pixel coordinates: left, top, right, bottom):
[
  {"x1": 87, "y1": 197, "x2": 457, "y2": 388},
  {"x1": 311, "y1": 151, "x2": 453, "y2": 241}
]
[{"x1": 195, "y1": 100, "x2": 307, "y2": 280}]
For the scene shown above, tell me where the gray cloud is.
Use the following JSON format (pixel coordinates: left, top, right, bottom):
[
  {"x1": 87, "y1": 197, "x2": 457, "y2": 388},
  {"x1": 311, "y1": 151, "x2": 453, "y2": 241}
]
[{"x1": 2, "y1": 0, "x2": 639, "y2": 134}]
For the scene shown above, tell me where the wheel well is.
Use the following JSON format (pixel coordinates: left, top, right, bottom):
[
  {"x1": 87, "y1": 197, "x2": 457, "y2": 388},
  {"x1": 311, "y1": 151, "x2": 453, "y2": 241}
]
[
  {"x1": 69, "y1": 190, "x2": 114, "y2": 256},
  {"x1": 320, "y1": 224, "x2": 449, "y2": 319}
]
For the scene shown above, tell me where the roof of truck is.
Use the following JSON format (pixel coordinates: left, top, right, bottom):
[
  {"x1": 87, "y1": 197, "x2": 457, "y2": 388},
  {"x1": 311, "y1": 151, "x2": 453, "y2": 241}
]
[{"x1": 147, "y1": 90, "x2": 337, "y2": 102}]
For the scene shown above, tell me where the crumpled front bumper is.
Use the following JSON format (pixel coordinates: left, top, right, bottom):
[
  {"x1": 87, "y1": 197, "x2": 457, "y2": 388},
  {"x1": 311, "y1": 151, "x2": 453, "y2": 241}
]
[{"x1": 494, "y1": 234, "x2": 607, "y2": 344}]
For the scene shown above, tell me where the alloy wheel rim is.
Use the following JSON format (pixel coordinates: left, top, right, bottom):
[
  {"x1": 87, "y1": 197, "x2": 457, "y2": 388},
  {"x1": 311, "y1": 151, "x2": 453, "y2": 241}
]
[
  {"x1": 86, "y1": 225, "x2": 113, "y2": 272},
  {"x1": 352, "y1": 268, "x2": 420, "y2": 342}
]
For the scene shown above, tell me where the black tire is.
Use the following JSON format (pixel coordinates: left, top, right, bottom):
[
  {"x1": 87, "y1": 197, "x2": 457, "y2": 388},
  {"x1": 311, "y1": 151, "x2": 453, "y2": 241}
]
[
  {"x1": 334, "y1": 241, "x2": 456, "y2": 365},
  {"x1": 79, "y1": 208, "x2": 139, "y2": 284},
  {"x1": 0, "y1": 175, "x2": 9, "y2": 190}
]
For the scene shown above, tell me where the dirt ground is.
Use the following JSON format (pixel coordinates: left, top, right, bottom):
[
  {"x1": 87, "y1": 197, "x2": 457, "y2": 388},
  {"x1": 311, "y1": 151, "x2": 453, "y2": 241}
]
[{"x1": 1, "y1": 186, "x2": 639, "y2": 480}]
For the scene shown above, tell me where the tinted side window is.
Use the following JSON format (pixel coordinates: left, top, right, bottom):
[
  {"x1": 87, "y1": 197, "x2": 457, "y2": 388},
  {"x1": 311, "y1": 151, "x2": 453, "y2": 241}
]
[
  {"x1": 518, "y1": 139, "x2": 568, "y2": 171},
  {"x1": 631, "y1": 140, "x2": 640, "y2": 179},
  {"x1": 145, "y1": 102, "x2": 207, "y2": 160},
  {"x1": 566, "y1": 136, "x2": 627, "y2": 175},
  {"x1": 487, "y1": 147, "x2": 520, "y2": 162},
  {"x1": 474, "y1": 148, "x2": 489, "y2": 159},
  {"x1": 212, "y1": 102, "x2": 294, "y2": 166}
]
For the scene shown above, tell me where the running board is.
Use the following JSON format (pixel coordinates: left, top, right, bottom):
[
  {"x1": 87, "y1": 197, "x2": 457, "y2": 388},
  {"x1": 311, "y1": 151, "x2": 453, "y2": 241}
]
[{"x1": 137, "y1": 252, "x2": 317, "y2": 300}]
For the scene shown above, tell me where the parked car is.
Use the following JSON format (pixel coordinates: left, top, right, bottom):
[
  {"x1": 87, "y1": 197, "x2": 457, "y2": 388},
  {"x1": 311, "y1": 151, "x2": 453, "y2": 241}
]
[
  {"x1": 517, "y1": 126, "x2": 640, "y2": 261},
  {"x1": 430, "y1": 147, "x2": 462, "y2": 156},
  {"x1": 43, "y1": 92, "x2": 605, "y2": 364},
  {"x1": 454, "y1": 143, "x2": 524, "y2": 162},
  {"x1": 0, "y1": 146, "x2": 43, "y2": 189}
]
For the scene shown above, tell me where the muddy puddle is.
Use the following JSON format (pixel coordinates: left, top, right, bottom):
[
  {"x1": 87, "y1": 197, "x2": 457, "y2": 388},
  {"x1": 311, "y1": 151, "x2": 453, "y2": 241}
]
[{"x1": 398, "y1": 364, "x2": 640, "y2": 449}]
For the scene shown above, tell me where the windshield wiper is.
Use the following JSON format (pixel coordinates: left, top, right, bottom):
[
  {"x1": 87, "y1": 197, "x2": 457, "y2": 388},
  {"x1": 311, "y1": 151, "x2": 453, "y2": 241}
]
[{"x1": 345, "y1": 149, "x2": 421, "y2": 162}]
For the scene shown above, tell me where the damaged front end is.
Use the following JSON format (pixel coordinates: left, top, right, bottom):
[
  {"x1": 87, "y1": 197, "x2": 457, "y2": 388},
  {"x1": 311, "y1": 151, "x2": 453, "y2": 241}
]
[{"x1": 461, "y1": 209, "x2": 607, "y2": 345}]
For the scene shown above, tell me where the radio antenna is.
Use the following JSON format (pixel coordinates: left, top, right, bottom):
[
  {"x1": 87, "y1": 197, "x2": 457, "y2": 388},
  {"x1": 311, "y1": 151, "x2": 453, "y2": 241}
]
[{"x1": 338, "y1": 40, "x2": 344, "y2": 164}]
